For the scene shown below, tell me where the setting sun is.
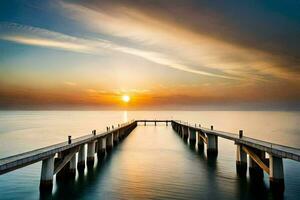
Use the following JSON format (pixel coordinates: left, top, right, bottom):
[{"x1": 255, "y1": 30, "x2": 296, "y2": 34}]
[{"x1": 122, "y1": 95, "x2": 130, "y2": 103}]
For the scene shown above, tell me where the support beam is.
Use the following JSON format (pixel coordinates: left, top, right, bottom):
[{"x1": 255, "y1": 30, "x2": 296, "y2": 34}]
[
  {"x1": 54, "y1": 150, "x2": 77, "y2": 175},
  {"x1": 198, "y1": 132, "x2": 207, "y2": 144},
  {"x1": 236, "y1": 144, "x2": 247, "y2": 177},
  {"x1": 243, "y1": 146, "x2": 266, "y2": 179},
  {"x1": 40, "y1": 156, "x2": 55, "y2": 192},
  {"x1": 87, "y1": 141, "x2": 96, "y2": 168},
  {"x1": 197, "y1": 131, "x2": 205, "y2": 151},
  {"x1": 77, "y1": 144, "x2": 86, "y2": 172},
  {"x1": 188, "y1": 128, "x2": 196, "y2": 146},
  {"x1": 269, "y1": 155, "x2": 285, "y2": 192},
  {"x1": 207, "y1": 134, "x2": 218, "y2": 156},
  {"x1": 249, "y1": 157, "x2": 264, "y2": 179},
  {"x1": 97, "y1": 137, "x2": 106, "y2": 159}
]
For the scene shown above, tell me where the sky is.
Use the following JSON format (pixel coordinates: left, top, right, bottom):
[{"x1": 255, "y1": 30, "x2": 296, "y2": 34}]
[{"x1": 0, "y1": 0, "x2": 300, "y2": 110}]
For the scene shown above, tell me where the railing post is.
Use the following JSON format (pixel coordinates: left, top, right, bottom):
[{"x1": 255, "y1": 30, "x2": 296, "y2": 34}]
[{"x1": 239, "y1": 130, "x2": 243, "y2": 138}]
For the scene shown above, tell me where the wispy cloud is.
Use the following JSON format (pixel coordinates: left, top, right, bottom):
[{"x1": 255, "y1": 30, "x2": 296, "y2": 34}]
[
  {"x1": 0, "y1": 23, "x2": 93, "y2": 53},
  {"x1": 3, "y1": 35, "x2": 89, "y2": 52},
  {"x1": 0, "y1": 22, "x2": 236, "y2": 80},
  {"x1": 59, "y1": 1, "x2": 300, "y2": 82}
]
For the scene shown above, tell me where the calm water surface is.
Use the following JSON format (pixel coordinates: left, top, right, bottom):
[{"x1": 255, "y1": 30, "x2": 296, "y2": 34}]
[{"x1": 0, "y1": 111, "x2": 299, "y2": 199}]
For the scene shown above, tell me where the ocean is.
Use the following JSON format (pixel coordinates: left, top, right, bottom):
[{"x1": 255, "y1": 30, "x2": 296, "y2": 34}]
[{"x1": 0, "y1": 111, "x2": 299, "y2": 199}]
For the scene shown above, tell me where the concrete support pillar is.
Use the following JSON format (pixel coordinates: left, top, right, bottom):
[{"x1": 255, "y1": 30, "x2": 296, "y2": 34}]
[
  {"x1": 122, "y1": 129, "x2": 126, "y2": 139},
  {"x1": 123, "y1": 128, "x2": 128, "y2": 137},
  {"x1": 40, "y1": 156, "x2": 55, "y2": 192},
  {"x1": 77, "y1": 144, "x2": 86, "y2": 172},
  {"x1": 97, "y1": 137, "x2": 106, "y2": 159},
  {"x1": 197, "y1": 132, "x2": 205, "y2": 151},
  {"x1": 118, "y1": 130, "x2": 123, "y2": 140},
  {"x1": 249, "y1": 149, "x2": 264, "y2": 180},
  {"x1": 106, "y1": 133, "x2": 113, "y2": 152},
  {"x1": 236, "y1": 144, "x2": 247, "y2": 177},
  {"x1": 188, "y1": 128, "x2": 196, "y2": 146},
  {"x1": 117, "y1": 131, "x2": 120, "y2": 141},
  {"x1": 269, "y1": 155, "x2": 285, "y2": 192},
  {"x1": 144, "y1": 121, "x2": 146, "y2": 126},
  {"x1": 68, "y1": 154, "x2": 76, "y2": 178},
  {"x1": 207, "y1": 134, "x2": 218, "y2": 156},
  {"x1": 179, "y1": 125, "x2": 182, "y2": 137},
  {"x1": 87, "y1": 141, "x2": 96, "y2": 168},
  {"x1": 176, "y1": 124, "x2": 180, "y2": 135},
  {"x1": 182, "y1": 126, "x2": 188, "y2": 141},
  {"x1": 155, "y1": 121, "x2": 156, "y2": 126},
  {"x1": 113, "y1": 131, "x2": 119, "y2": 145}
]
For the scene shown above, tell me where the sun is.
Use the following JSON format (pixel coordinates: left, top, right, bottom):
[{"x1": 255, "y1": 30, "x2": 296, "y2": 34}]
[{"x1": 122, "y1": 95, "x2": 130, "y2": 103}]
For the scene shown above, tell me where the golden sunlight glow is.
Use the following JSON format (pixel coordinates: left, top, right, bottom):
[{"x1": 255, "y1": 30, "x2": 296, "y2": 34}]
[{"x1": 122, "y1": 95, "x2": 130, "y2": 103}]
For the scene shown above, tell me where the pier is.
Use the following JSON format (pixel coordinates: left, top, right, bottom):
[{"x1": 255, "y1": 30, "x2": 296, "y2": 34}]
[
  {"x1": 0, "y1": 119, "x2": 299, "y2": 194},
  {"x1": 0, "y1": 120, "x2": 137, "y2": 192}
]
